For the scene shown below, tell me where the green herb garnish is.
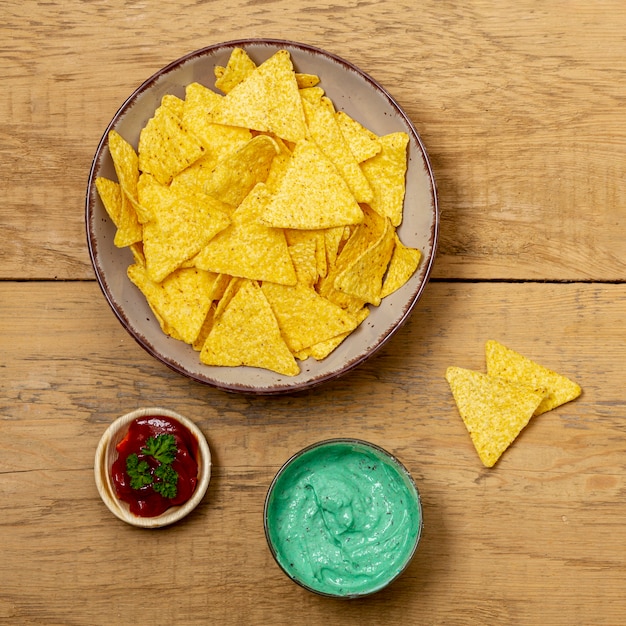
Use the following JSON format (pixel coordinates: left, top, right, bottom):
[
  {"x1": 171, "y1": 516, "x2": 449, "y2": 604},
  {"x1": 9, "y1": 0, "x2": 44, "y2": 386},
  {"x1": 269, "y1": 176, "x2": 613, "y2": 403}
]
[{"x1": 125, "y1": 433, "x2": 179, "y2": 498}]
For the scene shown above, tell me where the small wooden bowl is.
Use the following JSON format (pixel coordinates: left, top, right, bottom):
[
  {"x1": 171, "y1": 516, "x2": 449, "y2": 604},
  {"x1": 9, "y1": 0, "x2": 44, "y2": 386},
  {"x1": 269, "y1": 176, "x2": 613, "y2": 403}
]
[{"x1": 94, "y1": 407, "x2": 211, "y2": 528}]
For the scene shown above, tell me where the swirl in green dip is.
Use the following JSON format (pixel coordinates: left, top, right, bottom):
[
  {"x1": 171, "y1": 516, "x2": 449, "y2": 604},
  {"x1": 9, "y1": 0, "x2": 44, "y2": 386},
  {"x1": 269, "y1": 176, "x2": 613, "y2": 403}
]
[{"x1": 265, "y1": 440, "x2": 422, "y2": 597}]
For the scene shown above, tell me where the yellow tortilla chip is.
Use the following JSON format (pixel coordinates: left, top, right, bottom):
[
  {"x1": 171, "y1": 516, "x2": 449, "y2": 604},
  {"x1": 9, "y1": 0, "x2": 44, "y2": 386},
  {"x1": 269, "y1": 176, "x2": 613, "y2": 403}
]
[
  {"x1": 127, "y1": 264, "x2": 216, "y2": 345},
  {"x1": 214, "y1": 48, "x2": 257, "y2": 93},
  {"x1": 334, "y1": 214, "x2": 395, "y2": 306},
  {"x1": 360, "y1": 132, "x2": 409, "y2": 227},
  {"x1": 200, "y1": 280, "x2": 299, "y2": 376},
  {"x1": 160, "y1": 93, "x2": 185, "y2": 118},
  {"x1": 192, "y1": 302, "x2": 217, "y2": 351},
  {"x1": 106, "y1": 131, "x2": 143, "y2": 246},
  {"x1": 304, "y1": 306, "x2": 370, "y2": 360},
  {"x1": 296, "y1": 73, "x2": 320, "y2": 88},
  {"x1": 445, "y1": 366, "x2": 546, "y2": 468},
  {"x1": 485, "y1": 340, "x2": 582, "y2": 415},
  {"x1": 181, "y1": 82, "x2": 252, "y2": 170},
  {"x1": 207, "y1": 50, "x2": 307, "y2": 143},
  {"x1": 108, "y1": 130, "x2": 140, "y2": 206},
  {"x1": 95, "y1": 177, "x2": 122, "y2": 227},
  {"x1": 138, "y1": 105, "x2": 206, "y2": 185},
  {"x1": 301, "y1": 90, "x2": 373, "y2": 203},
  {"x1": 262, "y1": 281, "x2": 359, "y2": 353},
  {"x1": 142, "y1": 187, "x2": 231, "y2": 283},
  {"x1": 288, "y1": 239, "x2": 318, "y2": 287},
  {"x1": 335, "y1": 111, "x2": 382, "y2": 163},
  {"x1": 262, "y1": 139, "x2": 364, "y2": 229},
  {"x1": 194, "y1": 183, "x2": 297, "y2": 285},
  {"x1": 380, "y1": 234, "x2": 422, "y2": 298},
  {"x1": 200, "y1": 135, "x2": 279, "y2": 209}
]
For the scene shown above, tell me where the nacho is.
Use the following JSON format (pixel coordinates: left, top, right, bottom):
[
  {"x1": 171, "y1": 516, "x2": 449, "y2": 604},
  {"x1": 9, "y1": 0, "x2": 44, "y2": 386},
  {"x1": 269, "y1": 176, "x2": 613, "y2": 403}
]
[
  {"x1": 200, "y1": 280, "x2": 299, "y2": 376},
  {"x1": 446, "y1": 366, "x2": 546, "y2": 468},
  {"x1": 361, "y1": 132, "x2": 409, "y2": 227},
  {"x1": 485, "y1": 340, "x2": 582, "y2": 416},
  {"x1": 262, "y1": 139, "x2": 364, "y2": 229},
  {"x1": 194, "y1": 183, "x2": 297, "y2": 285}
]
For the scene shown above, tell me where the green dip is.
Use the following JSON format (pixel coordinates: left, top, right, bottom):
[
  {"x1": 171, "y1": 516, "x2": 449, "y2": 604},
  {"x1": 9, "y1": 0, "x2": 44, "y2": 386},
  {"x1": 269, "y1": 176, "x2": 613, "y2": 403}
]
[{"x1": 264, "y1": 439, "x2": 422, "y2": 597}]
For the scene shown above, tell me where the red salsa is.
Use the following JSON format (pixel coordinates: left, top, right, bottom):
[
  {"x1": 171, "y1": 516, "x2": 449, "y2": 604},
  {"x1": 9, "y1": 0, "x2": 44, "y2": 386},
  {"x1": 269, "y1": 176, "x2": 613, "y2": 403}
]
[{"x1": 111, "y1": 415, "x2": 199, "y2": 517}]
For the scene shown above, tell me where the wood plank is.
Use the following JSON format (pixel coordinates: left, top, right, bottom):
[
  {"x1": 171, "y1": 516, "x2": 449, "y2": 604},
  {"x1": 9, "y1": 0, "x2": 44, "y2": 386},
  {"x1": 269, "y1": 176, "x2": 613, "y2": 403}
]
[
  {"x1": 1, "y1": 1, "x2": 626, "y2": 281},
  {"x1": 1, "y1": 281, "x2": 625, "y2": 624}
]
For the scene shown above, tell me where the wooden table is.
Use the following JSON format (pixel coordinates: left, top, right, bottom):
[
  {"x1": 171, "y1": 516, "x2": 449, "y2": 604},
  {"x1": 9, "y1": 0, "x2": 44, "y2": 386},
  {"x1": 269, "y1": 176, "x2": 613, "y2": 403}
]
[{"x1": 2, "y1": 1, "x2": 625, "y2": 624}]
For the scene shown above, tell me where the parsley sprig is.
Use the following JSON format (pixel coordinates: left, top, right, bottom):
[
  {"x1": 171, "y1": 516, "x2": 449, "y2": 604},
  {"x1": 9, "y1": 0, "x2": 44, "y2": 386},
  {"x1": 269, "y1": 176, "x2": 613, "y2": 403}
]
[{"x1": 126, "y1": 433, "x2": 179, "y2": 498}]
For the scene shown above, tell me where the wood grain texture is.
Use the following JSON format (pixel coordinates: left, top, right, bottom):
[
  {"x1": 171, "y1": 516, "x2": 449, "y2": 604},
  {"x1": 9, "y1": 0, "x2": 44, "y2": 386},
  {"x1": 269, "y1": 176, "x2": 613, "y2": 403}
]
[
  {"x1": 1, "y1": 1, "x2": 626, "y2": 280},
  {"x1": 2, "y1": 1, "x2": 626, "y2": 623},
  {"x1": 2, "y1": 282, "x2": 625, "y2": 624}
]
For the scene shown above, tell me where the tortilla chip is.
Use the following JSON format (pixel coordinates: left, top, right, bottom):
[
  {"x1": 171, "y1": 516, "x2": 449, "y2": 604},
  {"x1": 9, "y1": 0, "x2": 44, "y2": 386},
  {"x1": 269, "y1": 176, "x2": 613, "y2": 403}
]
[
  {"x1": 485, "y1": 340, "x2": 582, "y2": 415},
  {"x1": 138, "y1": 105, "x2": 206, "y2": 185},
  {"x1": 194, "y1": 183, "x2": 297, "y2": 285},
  {"x1": 262, "y1": 139, "x2": 364, "y2": 229},
  {"x1": 296, "y1": 73, "x2": 320, "y2": 88},
  {"x1": 360, "y1": 132, "x2": 409, "y2": 227},
  {"x1": 335, "y1": 111, "x2": 382, "y2": 163},
  {"x1": 214, "y1": 48, "x2": 257, "y2": 93},
  {"x1": 160, "y1": 93, "x2": 185, "y2": 118},
  {"x1": 334, "y1": 215, "x2": 395, "y2": 306},
  {"x1": 200, "y1": 280, "x2": 299, "y2": 376},
  {"x1": 445, "y1": 366, "x2": 546, "y2": 468},
  {"x1": 301, "y1": 90, "x2": 373, "y2": 204},
  {"x1": 142, "y1": 187, "x2": 231, "y2": 283},
  {"x1": 304, "y1": 306, "x2": 370, "y2": 360},
  {"x1": 201, "y1": 135, "x2": 280, "y2": 208},
  {"x1": 95, "y1": 177, "x2": 123, "y2": 227},
  {"x1": 127, "y1": 264, "x2": 216, "y2": 345},
  {"x1": 207, "y1": 50, "x2": 306, "y2": 143},
  {"x1": 288, "y1": 239, "x2": 318, "y2": 287},
  {"x1": 380, "y1": 234, "x2": 422, "y2": 298},
  {"x1": 262, "y1": 281, "x2": 359, "y2": 353}
]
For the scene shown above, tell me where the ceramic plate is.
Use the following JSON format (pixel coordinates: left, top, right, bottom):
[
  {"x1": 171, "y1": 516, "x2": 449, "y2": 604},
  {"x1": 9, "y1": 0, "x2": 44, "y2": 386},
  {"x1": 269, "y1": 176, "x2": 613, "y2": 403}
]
[{"x1": 85, "y1": 39, "x2": 439, "y2": 394}]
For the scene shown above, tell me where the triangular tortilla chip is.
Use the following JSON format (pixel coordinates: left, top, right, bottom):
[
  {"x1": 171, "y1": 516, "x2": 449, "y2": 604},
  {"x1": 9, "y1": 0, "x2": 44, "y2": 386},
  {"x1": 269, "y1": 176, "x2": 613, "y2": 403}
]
[
  {"x1": 335, "y1": 111, "x2": 381, "y2": 163},
  {"x1": 262, "y1": 139, "x2": 364, "y2": 229},
  {"x1": 485, "y1": 340, "x2": 582, "y2": 415},
  {"x1": 214, "y1": 48, "x2": 257, "y2": 93},
  {"x1": 138, "y1": 105, "x2": 206, "y2": 185},
  {"x1": 142, "y1": 187, "x2": 231, "y2": 283},
  {"x1": 173, "y1": 135, "x2": 278, "y2": 210},
  {"x1": 380, "y1": 234, "x2": 422, "y2": 298},
  {"x1": 200, "y1": 280, "x2": 299, "y2": 376},
  {"x1": 445, "y1": 366, "x2": 546, "y2": 468},
  {"x1": 262, "y1": 281, "x2": 359, "y2": 353},
  {"x1": 181, "y1": 82, "x2": 252, "y2": 171},
  {"x1": 207, "y1": 50, "x2": 306, "y2": 143},
  {"x1": 301, "y1": 90, "x2": 373, "y2": 203},
  {"x1": 360, "y1": 132, "x2": 409, "y2": 227},
  {"x1": 334, "y1": 214, "x2": 395, "y2": 306},
  {"x1": 127, "y1": 264, "x2": 216, "y2": 344},
  {"x1": 194, "y1": 183, "x2": 297, "y2": 285}
]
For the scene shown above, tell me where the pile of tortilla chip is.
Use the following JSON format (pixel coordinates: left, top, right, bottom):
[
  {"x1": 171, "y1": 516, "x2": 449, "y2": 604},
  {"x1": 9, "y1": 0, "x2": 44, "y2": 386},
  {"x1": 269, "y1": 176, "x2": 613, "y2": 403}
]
[
  {"x1": 95, "y1": 48, "x2": 422, "y2": 377},
  {"x1": 445, "y1": 340, "x2": 582, "y2": 467}
]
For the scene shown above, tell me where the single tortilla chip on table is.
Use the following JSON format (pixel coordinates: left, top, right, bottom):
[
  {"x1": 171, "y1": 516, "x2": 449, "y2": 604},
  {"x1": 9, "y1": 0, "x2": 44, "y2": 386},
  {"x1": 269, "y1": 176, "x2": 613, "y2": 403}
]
[
  {"x1": 445, "y1": 366, "x2": 547, "y2": 468},
  {"x1": 485, "y1": 340, "x2": 582, "y2": 415}
]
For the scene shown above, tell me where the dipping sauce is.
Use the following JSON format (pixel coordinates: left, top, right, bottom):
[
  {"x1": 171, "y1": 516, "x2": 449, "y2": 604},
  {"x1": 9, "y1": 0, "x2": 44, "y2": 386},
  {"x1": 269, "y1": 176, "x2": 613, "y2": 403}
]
[
  {"x1": 264, "y1": 439, "x2": 422, "y2": 597},
  {"x1": 111, "y1": 415, "x2": 199, "y2": 517}
]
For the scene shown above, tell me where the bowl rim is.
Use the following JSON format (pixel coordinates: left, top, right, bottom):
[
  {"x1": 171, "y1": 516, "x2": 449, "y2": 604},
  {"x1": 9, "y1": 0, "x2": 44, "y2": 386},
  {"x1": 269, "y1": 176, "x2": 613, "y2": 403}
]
[
  {"x1": 85, "y1": 38, "x2": 439, "y2": 395},
  {"x1": 94, "y1": 407, "x2": 211, "y2": 528},
  {"x1": 263, "y1": 437, "x2": 423, "y2": 598}
]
